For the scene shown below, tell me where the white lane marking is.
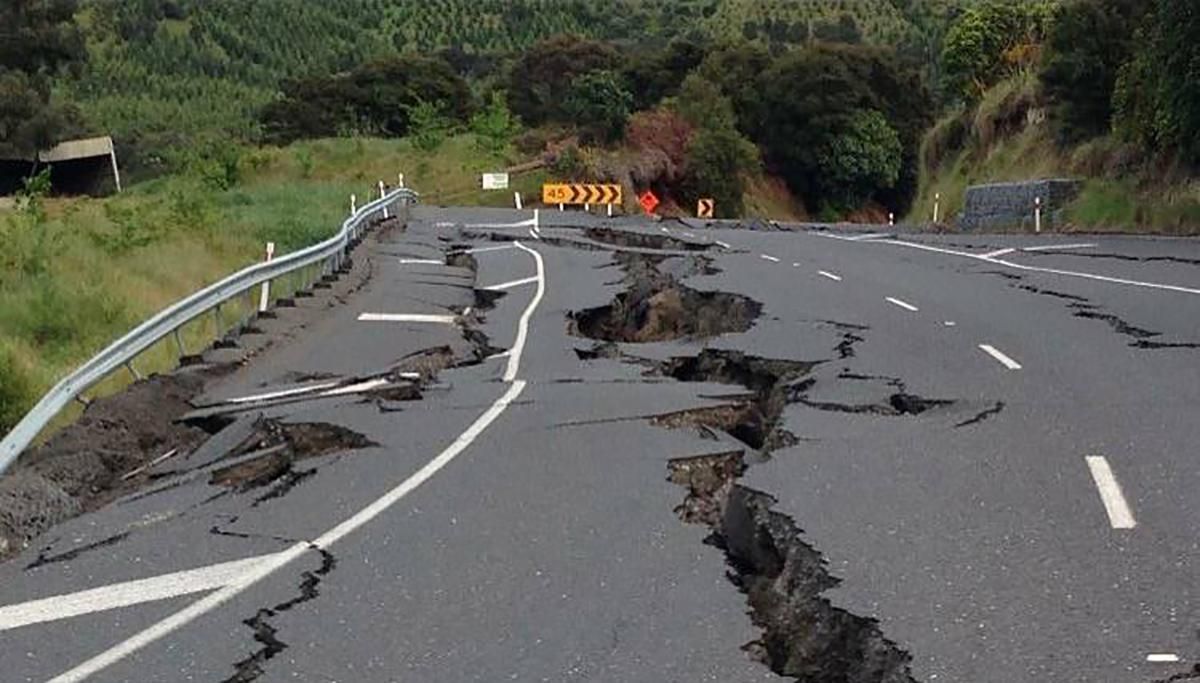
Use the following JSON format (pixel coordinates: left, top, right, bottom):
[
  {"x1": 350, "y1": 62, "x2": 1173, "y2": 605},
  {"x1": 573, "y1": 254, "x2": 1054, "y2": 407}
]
[
  {"x1": 504, "y1": 242, "x2": 545, "y2": 382},
  {"x1": 715, "y1": 240, "x2": 732, "y2": 249},
  {"x1": 0, "y1": 555, "x2": 276, "y2": 632},
  {"x1": 886, "y1": 297, "x2": 919, "y2": 312},
  {"x1": 877, "y1": 239, "x2": 1200, "y2": 296},
  {"x1": 358, "y1": 313, "x2": 458, "y2": 324},
  {"x1": 818, "y1": 271, "x2": 843, "y2": 281},
  {"x1": 1022, "y1": 243, "x2": 1098, "y2": 252},
  {"x1": 660, "y1": 227, "x2": 670, "y2": 233},
  {"x1": 978, "y1": 344, "x2": 1022, "y2": 370},
  {"x1": 484, "y1": 275, "x2": 539, "y2": 291},
  {"x1": 1085, "y1": 456, "x2": 1137, "y2": 529},
  {"x1": 983, "y1": 248, "x2": 1016, "y2": 258},
  {"x1": 683, "y1": 231, "x2": 695, "y2": 238},
  {"x1": 463, "y1": 216, "x2": 537, "y2": 229},
  {"x1": 464, "y1": 244, "x2": 516, "y2": 255},
  {"x1": 398, "y1": 258, "x2": 443, "y2": 265},
  {"x1": 1147, "y1": 654, "x2": 1181, "y2": 663},
  {"x1": 48, "y1": 248, "x2": 550, "y2": 683},
  {"x1": 225, "y1": 382, "x2": 340, "y2": 404},
  {"x1": 463, "y1": 306, "x2": 473, "y2": 317},
  {"x1": 528, "y1": 228, "x2": 539, "y2": 239},
  {"x1": 319, "y1": 378, "x2": 392, "y2": 397},
  {"x1": 944, "y1": 321, "x2": 957, "y2": 327},
  {"x1": 760, "y1": 254, "x2": 781, "y2": 263},
  {"x1": 846, "y1": 232, "x2": 890, "y2": 241}
]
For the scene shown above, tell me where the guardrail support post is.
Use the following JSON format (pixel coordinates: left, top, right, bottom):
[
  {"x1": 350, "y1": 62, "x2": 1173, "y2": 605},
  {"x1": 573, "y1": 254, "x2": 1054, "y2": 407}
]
[
  {"x1": 173, "y1": 328, "x2": 186, "y2": 359},
  {"x1": 213, "y1": 304, "x2": 223, "y2": 339},
  {"x1": 75, "y1": 394, "x2": 90, "y2": 408},
  {"x1": 126, "y1": 360, "x2": 142, "y2": 381}
]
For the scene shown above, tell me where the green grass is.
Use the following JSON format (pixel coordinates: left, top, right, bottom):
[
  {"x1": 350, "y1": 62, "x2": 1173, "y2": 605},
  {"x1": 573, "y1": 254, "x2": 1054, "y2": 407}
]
[{"x1": 0, "y1": 133, "x2": 538, "y2": 436}]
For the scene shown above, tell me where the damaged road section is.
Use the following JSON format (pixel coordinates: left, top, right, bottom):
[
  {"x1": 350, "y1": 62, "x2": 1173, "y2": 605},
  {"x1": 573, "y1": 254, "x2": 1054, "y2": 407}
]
[
  {"x1": 569, "y1": 253, "x2": 761, "y2": 343},
  {"x1": 669, "y1": 452, "x2": 917, "y2": 682}
]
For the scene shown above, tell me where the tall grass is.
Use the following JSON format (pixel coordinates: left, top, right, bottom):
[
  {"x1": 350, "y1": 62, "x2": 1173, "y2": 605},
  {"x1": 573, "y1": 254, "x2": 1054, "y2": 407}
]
[{"x1": 0, "y1": 134, "x2": 534, "y2": 435}]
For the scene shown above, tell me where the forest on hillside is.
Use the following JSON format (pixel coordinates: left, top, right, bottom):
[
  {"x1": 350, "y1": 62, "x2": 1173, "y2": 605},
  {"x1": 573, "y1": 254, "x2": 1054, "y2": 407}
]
[{"x1": 3, "y1": 0, "x2": 1200, "y2": 222}]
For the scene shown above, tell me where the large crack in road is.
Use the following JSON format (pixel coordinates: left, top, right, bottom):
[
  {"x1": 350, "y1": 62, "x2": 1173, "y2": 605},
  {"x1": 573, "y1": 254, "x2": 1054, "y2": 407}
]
[{"x1": 569, "y1": 244, "x2": 919, "y2": 681}]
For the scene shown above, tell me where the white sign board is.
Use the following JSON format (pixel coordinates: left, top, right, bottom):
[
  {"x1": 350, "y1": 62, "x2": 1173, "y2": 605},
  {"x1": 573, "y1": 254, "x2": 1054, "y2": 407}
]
[{"x1": 482, "y1": 173, "x2": 509, "y2": 190}]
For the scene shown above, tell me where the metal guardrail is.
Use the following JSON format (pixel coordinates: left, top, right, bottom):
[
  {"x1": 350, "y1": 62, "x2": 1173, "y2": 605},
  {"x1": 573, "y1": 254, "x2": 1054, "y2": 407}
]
[{"x1": 0, "y1": 187, "x2": 420, "y2": 473}]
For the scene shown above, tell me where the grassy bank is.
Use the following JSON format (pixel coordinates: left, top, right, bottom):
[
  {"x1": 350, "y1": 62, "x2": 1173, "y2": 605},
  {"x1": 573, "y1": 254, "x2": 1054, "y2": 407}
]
[
  {"x1": 0, "y1": 134, "x2": 541, "y2": 435},
  {"x1": 912, "y1": 75, "x2": 1200, "y2": 234}
]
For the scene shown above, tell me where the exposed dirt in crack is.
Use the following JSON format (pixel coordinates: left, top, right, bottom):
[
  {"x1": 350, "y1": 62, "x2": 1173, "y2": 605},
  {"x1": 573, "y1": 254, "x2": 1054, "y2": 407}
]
[
  {"x1": 668, "y1": 452, "x2": 917, "y2": 682},
  {"x1": 222, "y1": 545, "x2": 337, "y2": 682},
  {"x1": 584, "y1": 227, "x2": 712, "y2": 252},
  {"x1": 569, "y1": 253, "x2": 761, "y2": 343}
]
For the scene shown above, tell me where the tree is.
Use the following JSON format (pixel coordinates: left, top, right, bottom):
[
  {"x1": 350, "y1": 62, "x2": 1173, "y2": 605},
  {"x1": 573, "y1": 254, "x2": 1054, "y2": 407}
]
[
  {"x1": 697, "y1": 42, "x2": 773, "y2": 138},
  {"x1": 941, "y1": 0, "x2": 1053, "y2": 100},
  {"x1": 405, "y1": 99, "x2": 454, "y2": 152},
  {"x1": 563, "y1": 70, "x2": 633, "y2": 144},
  {"x1": 0, "y1": 0, "x2": 85, "y2": 158},
  {"x1": 470, "y1": 91, "x2": 520, "y2": 156},
  {"x1": 680, "y1": 126, "x2": 759, "y2": 219},
  {"x1": 1114, "y1": 0, "x2": 1200, "y2": 164},
  {"x1": 1041, "y1": 0, "x2": 1147, "y2": 144},
  {"x1": 813, "y1": 14, "x2": 863, "y2": 44},
  {"x1": 506, "y1": 35, "x2": 623, "y2": 126},
  {"x1": 262, "y1": 54, "x2": 471, "y2": 143},
  {"x1": 815, "y1": 109, "x2": 902, "y2": 210},
  {"x1": 623, "y1": 38, "x2": 709, "y2": 111},
  {"x1": 674, "y1": 73, "x2": 737, "y2": 132}
]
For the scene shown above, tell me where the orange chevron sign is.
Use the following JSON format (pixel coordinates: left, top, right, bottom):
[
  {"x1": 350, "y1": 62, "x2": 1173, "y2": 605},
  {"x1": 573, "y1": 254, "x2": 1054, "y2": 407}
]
[
  {"x1": 542, "y1": 183, "x2": 622, "y2": 206},
  {"x1": 697, "y1": 198, "x2": 714, "y2": 218}
]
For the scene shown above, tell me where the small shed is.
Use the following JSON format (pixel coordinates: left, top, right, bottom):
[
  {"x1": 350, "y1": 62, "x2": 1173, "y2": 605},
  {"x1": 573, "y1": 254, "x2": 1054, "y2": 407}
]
[{"x1": 0, "y1": 136, "x2": 122, "y2": 197}]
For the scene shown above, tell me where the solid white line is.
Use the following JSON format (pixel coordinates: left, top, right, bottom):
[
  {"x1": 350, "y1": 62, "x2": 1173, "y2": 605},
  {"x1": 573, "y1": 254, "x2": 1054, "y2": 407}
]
[
  {"x1": 818, "y1": 271, "x2": 842, "y2": 281},
  {"x1": 504, "y1": 242, "x2": 545, "y2": 382},
  {"x1": 878, "y1": 239, "x2": 1200, "y2": 296},
  {"x1": 49, "y1": 250, "x2": 551, "y2": 683},
  {"x1": 463, "y1": 216, "x2": 537, "y2": 229},
  {"x1": 944, "y1": 321, "x2": 957, "y2": 327},
  {"x1": 528, "y1": 228, "x2": 539, "y2": 239},
  {"x1": 683, "y1": 231, "x2": 695, "y2": 238},
  {"x1": 0, "y1": 555, "x2": 276, "y2": 632},
  {"x1": 979, "y1": 344, "x2": 1022, "y2": 370},
  {"x1": 1085, "y1": 456, "x2": 1137, "y2": 530},
  {"x1": 715, "y1": 240, "x2": 731, "y2": 249},
  {"x1": 358, "y1": 313, "x2": 458, "y2": 324},
  {"x1": 319, "y1": 378, "x2": 391, "y2": 397},
  {"x1": 847, "y1": 232, "x2": 890, "y2": 241},
  {"x1": 1147, "y1": 654, "x2": 1181, "y2": 663},
  {"x1": 1022, "y1": 243, "x2": 1098, "y2": 252},
  {"x1": 464, "y1": 244, "x2": 516, "y2": 255},
  {"x1": 983, "y1": 248, "x2": 1016, "y2": 258},
  {"x1": 398, "y1": 258, "x2": 443, "y2": 265},
  {"x1": 886, "y1": 297, "x2": 919, "y2": 312},
  {"x1": 760, "y1": 254, "x2": 781, "y2": 263},
  {"x1": 484, "y1": 275, "x2": 539, "y2": 291}
]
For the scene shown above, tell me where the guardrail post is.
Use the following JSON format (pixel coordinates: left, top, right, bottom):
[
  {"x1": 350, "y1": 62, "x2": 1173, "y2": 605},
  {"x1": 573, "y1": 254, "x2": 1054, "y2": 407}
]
[
  {"x1": 213, "y1": 303, "x2": 223, "y2": 339},
  {"x1": 173, "y1": 328, "x2": 186, "y2": 359},
  {"x1": 125, "y1": 360, "x2": 142, "y2": 381}
]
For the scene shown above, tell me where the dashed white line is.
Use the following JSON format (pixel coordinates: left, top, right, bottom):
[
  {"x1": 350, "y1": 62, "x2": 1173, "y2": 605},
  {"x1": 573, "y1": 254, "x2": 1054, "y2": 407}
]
[
  {"x1": 846, "y1": 232, "x2": 891, "y2": 241},
  {"x1": 660, "y1": 227, "x2": 670, "y2": 233},
  {"x1": 683, "y1": 231, "x2": 695, "y2": 238},
  {"x1": 817, "y1": 270, "x2": 842, "y2": 281},
  {"x1": 715, "y1": 240, "x2": 731, "y2": 249},
  {"x1": 1147, "y1": 654, "x2": 1181, "y2": 663},
  {"x1": 1085, "y1": 456, "x2": 1137, "y2": 530},
  {"x1": 358, "y1": 313, "x2": 458, "y2": 324},
  {"x1": 45, "y1": 243, "x2": 550, "y2": 683},
  {"x1": 944, "y1": 321, "x2": 957, "y2": 327},
  {"x1": 760, "y1": 254, "x2": 781, "y2": 263},
  {"x1": 886, "y1": 297, "x2": 919, "y2": 312},
  {"x1": 978, "y1": 344, "x2": 1022, "y2": 370},
  {"x1": 225, "y1": 382, "x2": 341, "y2": 404},
  {"x1": 397, "y1": 258, "x2": 443, "y2": 265},
  {"x1": 484, "y1": 275, "x2": 539, "y2": 291},
  {"x1": 1022, "y1": 243, "x2": 1098, "y2": 252},
  {"x1": 464, "y1": 244, "x2": 517, "y2": 255}
]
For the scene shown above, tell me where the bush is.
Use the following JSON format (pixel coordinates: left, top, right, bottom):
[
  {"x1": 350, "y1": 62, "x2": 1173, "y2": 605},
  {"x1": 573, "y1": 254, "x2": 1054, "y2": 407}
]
[
  {"x1": 470, "y1": 91, "x2": 521, "y2": 156},
  {"x1": 816, "y1": 109, "x2": 903, "y2": 211},
  {"x1": 506, "y1": 35, "x2": 624, "y2": 126},
  {"x1": 0, "y1": 345, "x2": 32, "y2": 434},
  {"x1": 563, "y1": 70, "x2": 633, "y2": 144},
  {"x1": 680, "y1": 126, "x2": 760, "y2": 218},
  {"x1": 941, "y1": 0, "x2": 1053, "y2": 101}
]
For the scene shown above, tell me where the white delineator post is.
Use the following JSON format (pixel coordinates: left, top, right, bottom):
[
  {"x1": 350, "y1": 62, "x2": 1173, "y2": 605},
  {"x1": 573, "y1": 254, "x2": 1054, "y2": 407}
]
[
  {"x1": 379, "y1": 181, "x2": 389, "y2": 219},
  {"x1": 397, "y1": 173, "x2": 405, "y2": 188},
  {"x1": 258, "y1": 242, "x2": 276, "y2": 313},
  {"x1": 607, "y1": 203, "x2": 613, "y2": 217},
  {"x1": 888, "y1": 212, "x2": 895, "y2": 227},
  {"x1": 514, "y1": 192, "x2": 523, "y2": 210},
  {"x1": 933, "y1": 193, "x2": 941, "y2": 224},
  {"x1": 350, "y1": 194, "x2": 357, "y2": 215},
  {"x1": 559, "y1": 203, "x2": 564, "y2": 212},
  {"x1": 1035, "y1": 196, "x2": 1043, "y2": 233}
]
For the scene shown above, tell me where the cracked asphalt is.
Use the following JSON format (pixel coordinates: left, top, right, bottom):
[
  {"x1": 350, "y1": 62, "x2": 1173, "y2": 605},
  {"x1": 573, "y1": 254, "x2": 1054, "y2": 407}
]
[{"x1": 1, "y1": 206, "x2": 1198, "y2": 682}]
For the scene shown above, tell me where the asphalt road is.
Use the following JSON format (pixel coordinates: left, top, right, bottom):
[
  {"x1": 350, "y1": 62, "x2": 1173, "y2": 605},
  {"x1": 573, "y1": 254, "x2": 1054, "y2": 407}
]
[{"x1": 1, "y1": 206, "x2": 1197, "y2": 682}]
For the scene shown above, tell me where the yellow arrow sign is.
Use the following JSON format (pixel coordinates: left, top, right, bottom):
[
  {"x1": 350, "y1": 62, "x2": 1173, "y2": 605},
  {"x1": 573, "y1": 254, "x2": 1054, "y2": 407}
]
[{"x1": 543, "y1": 183, "x2": 622, "y2": 206}]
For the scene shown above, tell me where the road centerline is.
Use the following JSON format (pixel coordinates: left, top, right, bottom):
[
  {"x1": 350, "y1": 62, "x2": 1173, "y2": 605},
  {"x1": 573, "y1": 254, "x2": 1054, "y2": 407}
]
[
  {"x1": 979, "y1": 344, "x2": 1022, "y2": 370},
  {"x1": 886, "y1": 297, "x2": 919, "y2": 312},
  {"x1": 1085, "y1": 456, "x2": 1137, "y2": 530},
  {"x1": 817, "y1": 270, "x2": 842, "y2": 281}
]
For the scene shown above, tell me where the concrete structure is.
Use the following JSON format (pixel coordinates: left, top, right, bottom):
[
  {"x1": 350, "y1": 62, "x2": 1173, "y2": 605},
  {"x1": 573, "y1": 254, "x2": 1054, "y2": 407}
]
[{"x1": 0, "y1": 136, "x2": 121, "y2": 197}]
